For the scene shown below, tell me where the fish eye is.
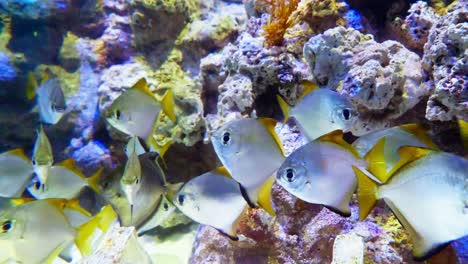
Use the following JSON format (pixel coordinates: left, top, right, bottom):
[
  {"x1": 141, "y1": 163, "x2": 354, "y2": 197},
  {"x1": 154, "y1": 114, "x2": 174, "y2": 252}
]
[
  {"x1": 178, "y1": 194, "x2": 185, "y2": 205},
  {"x1": 222, "y1": 132, "x2": 231, "y2": 145},
  {"x1": 114, "y1": 110, "x2": 121, "y2": 120},
  {"x1": 284, "y1": 168, "x2": 295, "y2": 182},
  {"x1": 342, "y1": 108, "x2": 352, "y2": 121},
  {"x1": 1, "y1": 220, "x2": 13, "y2": 233},
  {"x1": 32, "y1": 160, "x2": 36, "y2": 166},
  {"x1": 34, "y1": 181, "x2": 41, "y2": 190},
  {"x1": 163, "y1": 203, "x2": 169, "y2": 211}
]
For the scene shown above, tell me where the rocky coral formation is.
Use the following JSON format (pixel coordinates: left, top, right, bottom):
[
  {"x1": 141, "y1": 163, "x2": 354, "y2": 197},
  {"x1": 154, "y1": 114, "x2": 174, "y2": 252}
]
[
  {"x1": 422, "y1": 1, "x2": 467, "y2": 122},
  {"x1": 304, "y1": 26, "x2": 428, "y2": 135},
  {"x1": 389, "y1": 1, "x2": 440, "y2": 53}
]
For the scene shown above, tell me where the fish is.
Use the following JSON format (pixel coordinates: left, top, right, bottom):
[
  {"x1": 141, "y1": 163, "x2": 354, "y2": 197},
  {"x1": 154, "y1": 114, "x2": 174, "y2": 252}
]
[
  {"x1": 46, "y1": 198, "x2": 92, "y2": 228},
  {"x1": 27, "y1": 159, "x2": 102, "y2": 200},
  {"x1": 121, "y1": 148, "x2": 142, "y2": 221},
  {"x1": 101, "y1": 152, "x2": 167, "y2": 227},
  {"x1": 105, "y1": 78, "x2": 176, "y2": 155},
  {"x1": 173, "y1": 167, "x2": 248, "y2": 240},
  {"x1": 277, "y1": 82, "x2": 358, "y2": 140},
  {"x1": 0, "y1": 197, "x2": 34, "y2": 211},
  {"x1": 32, "y1": 126, "x2": 53, "y2": 189},
  {"x1": 352, "y1": 124, "x2": 438, "y2": 172},
  {"x1": 0, "y1": 148, "x2": 34, "y2": 197},
  {"x1": 125, "y1": 136, "x2": 148, "y2": 158},
  {"x1": 211, "y1": 118, "x2": 285, "y2": 213},
  {"x1": 276, "y1": 131, "x2": 367, "y2": 216},
  {"x1": 353, "y1": 140, "x2": 468, "y2": 260},
  {"x1": 75, "y1": 205, "x2": 118, "y2": 256},
  {"x1": 27, "y1": 71, "x2": 66, "y2": 125},
  {"x1": 137, "y1": 194, "x2": 177, "y2": 235},
  {"x1": 0, "y1": 199, "x2": 76, "y2": 264}
]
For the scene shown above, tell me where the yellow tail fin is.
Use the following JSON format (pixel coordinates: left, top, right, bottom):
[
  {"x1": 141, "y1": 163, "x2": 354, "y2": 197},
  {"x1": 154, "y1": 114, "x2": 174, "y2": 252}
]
[
  {"x1": 364, "y1": 138, "x2": 390, "y2": 183},
  {"x1": 387, "y1": 146, "x2": 433, "y2": 177},
  {"x1": 146, "y1": 135, "x2": 172, "y2": 157},
  {"x1": 87, "y1": 168, "x2": 103, "y2": 194},
  {"x1": 352, "y1": 166, "x2": 378, "y2": 221},
  {"x1": 75, "y1": 205, "x2": 117, "y2": 256},
  {"x1": 133, "y1": 78, "x2": 154, "y2": 98},
  {"x1": 277, "y1": 95, "x2": 290, "y2": 123},
  {"x1": 161, "y1": 89, "x2": 176, "y2": 122},
  {"x1": 257, "y1": 175, "x2": 275, "y2": 216},
  {"x1": 399, "y1": 123, "x2": 438, "y2": 149}
]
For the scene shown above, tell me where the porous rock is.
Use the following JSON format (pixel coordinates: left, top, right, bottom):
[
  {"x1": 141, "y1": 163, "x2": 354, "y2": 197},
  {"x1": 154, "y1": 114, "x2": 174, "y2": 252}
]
[
  {"x1": 304, "y1": 26, "x2": 428, "y2": 135},
  {"x1": 422, "y1": 2, "x2": 467, "y2": 121}
]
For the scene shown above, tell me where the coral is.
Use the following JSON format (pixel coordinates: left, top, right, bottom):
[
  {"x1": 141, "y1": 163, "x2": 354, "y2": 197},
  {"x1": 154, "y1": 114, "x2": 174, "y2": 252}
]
[
  {"x1": 389, "y1": 1, "x2": 440, "y2": 53},
  {"x1": 430, "y1": 0, "x2": 459, "y2": 15},
  {"x1": 0, "y1": 0, "x2": 73, "y2": 20},
  {"x1": 261, "y1": 0, "x2": 300, "y2": 47},
  {"x1": 176, "y1": 10, "x2": 245, "y2": 55},
  {"x1": 422, "y1": 1, "x2": 467, "y2": 121},
  {"x1": 200, "y1": 24, "x2": 310, "y2": 132},
  {"x1": 303, "y1": 26, "x2": 428, "y2": 135},
  {"x1": 289, "y1": 0, "x2": 348, "y2": 33},
  {"x1": 128, "y1": 0, "x2": 200, "y2": 49},
  {"x1": 59, "y1": 32, "x2": 80, "y2": 72}
]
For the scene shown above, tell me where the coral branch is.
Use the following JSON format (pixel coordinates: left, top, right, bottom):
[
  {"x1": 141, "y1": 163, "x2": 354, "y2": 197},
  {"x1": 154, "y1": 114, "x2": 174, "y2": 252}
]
[{"x1": 262, "y1": 0, "x2": 300, "y2": 47}]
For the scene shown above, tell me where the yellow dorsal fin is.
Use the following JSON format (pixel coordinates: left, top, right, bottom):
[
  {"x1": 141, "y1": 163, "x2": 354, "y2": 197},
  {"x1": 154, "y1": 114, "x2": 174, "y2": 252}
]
[
  {"x1": 67, "y1": 199, "x2": 92, "y2": 217},
  {"x1": 277, "y1": 95, "x2": 290, "y2": 123},
  {"x1": 41, "y1": 68, "x2": 52, "y2": 83},
  {"x1": 458, "y1": 120, "x2": 468, "y2": 151},
  {"x1": 318, "y1": 130, "x2": 360, "y2": 157},
  {"x1": 7, "y1": 148, "x2": 30, "y2": 162},
  {"x1": 258, "y1": 118, "x2": 286, "y2": 157},
  {"x1": 399, "y1": 123, "x2": 438, "y2": 149},
  {"x1": 132, "y1": 78, "x2": 155, "y2": 98},
  {"x1": 212, "y1": 166, "x2": 231, "y2": 178},
  {"x1": 352, "y1": 166, "x2": 379, "y2": 221},
  {"x1": 58, "y1": 158, "x2": 87, "y2": 179},
  {"x1": 25, "y1": 72, "x2": 38, "y2": 100},
  {"x1": 46, "y1": 198, "x2": 68, "y2": 210},
  {"x1": 298, "y1": 80, "x2": 319, "y2": 101},
  {"x1": 11, "y1": 197, "x2": 34, "y2": 206},
  {"x1": 387, "y1": 146, "x2": 434, "y2": 177},
  {"x1": 363, "y1": 138, "x2": 390, "y2": 184},
  {"x1": 87, "y1": 168, "x2": 103, "y2": 194},
  {"x1": 161, "y1": 89, "x2": 176, "y2": 122},
  {"x1": 75, "y1": 205, "x2": 117, "y2": 256},
  {"x1": 257, "y1": 175, "x2": 275, "y2": 216}
]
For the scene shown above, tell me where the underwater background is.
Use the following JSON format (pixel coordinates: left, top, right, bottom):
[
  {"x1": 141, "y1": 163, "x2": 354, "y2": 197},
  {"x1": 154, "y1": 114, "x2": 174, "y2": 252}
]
[{"x1": 0, "y1": 0, "x2": 467, "y2": 263}]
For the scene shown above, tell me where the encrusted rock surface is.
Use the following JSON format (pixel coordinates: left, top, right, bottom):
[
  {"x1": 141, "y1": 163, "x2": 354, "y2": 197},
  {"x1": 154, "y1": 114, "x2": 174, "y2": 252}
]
[
  {"x1": 422, "y1": 1, "x2": 467, "y2": 122},
  {"x1": 304, "y1": 26, "x2": 429, "y2": 135}
]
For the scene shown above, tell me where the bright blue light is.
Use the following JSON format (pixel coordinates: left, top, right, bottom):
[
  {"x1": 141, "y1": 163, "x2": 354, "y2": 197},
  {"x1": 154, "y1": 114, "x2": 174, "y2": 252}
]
[{"x1": 345, "y1": 9, "x2": 364, "y2": 31}]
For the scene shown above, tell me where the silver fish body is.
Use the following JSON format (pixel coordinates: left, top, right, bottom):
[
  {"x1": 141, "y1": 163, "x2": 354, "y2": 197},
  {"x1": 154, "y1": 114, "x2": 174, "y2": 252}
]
[
  {"x1": 277, "y1": 140, "x2": 366, "y2": 216},
  {"x1": 36, "y1": 78, "x2": 66, "y2": 125}
]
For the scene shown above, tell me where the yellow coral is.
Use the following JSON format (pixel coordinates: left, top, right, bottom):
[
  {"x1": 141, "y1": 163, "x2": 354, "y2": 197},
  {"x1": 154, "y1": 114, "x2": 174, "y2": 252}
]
[
  {"x1": 430, "y1": 0, "x2": 458, "y2": 15},
  {"x1": 262, "y1": 0, "x2": 300, "y2": 47}
]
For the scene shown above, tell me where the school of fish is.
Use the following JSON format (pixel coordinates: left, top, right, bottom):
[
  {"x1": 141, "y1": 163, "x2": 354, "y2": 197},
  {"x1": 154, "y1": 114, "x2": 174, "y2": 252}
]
[{"x1": 0, "y1": 75, "x2": 466, "y2": 262}]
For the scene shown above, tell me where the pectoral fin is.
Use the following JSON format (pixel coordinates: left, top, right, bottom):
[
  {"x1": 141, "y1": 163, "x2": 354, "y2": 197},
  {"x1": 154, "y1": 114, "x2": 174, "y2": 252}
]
[{"x1": 257, "y1": 175, "x2": 276, "y2": 216}]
